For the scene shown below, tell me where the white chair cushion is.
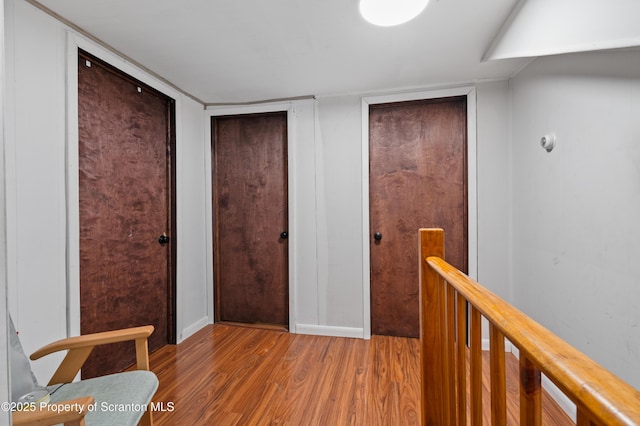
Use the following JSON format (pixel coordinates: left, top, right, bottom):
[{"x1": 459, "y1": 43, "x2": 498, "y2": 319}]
[
  {"x1": 47, "y1": 370, "x2": 158, "y2": 426},
  {"x1": 9, "y1": 317, "x2": 39, "y2": 402}
]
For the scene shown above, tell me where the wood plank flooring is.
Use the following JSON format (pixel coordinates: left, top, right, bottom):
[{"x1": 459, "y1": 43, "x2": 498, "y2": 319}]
[{"x1": 147, "y1": 324, "x2": 572, "y2": 425}]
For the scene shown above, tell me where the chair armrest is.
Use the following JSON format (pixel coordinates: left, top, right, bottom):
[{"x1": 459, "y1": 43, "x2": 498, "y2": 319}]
[
  {"x1": 12, "y1": 396, "x2": 94, "y2": 426},
  {"x1": 29, "y1": 325, "x2": 153, "y2": 360},
  {"x1": 30, "y1": 326, "x2": 154, "y2": 386},
  {"x1": 30, "y1": 326, "x2": 154, "y2": 360}
]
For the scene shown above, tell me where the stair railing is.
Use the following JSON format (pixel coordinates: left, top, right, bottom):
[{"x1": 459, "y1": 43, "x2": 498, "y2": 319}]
[{"x1": 419, "y1": 228, "x2": 640, "y2": 425}]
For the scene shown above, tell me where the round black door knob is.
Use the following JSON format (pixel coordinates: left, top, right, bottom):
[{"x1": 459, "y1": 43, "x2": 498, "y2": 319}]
[
  {"x1": 158, "y1": 234, "x2": 170, "y2": 245},
  {"x1": 374, "y1": 232, "x2": 382, "y2": 241},
  {"x1": 280, "y1": 232, "x2": 288, "y2": 239}
]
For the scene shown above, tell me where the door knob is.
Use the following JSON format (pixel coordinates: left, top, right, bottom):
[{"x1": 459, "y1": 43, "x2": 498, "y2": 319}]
[
  {"x1": 158, "y1": 233, "x2": 170, "y2": 245},
  {"x1": 374, "y1": 232, "x2": 382, "y2": 241},
  {"x1": 280, "y1": 231, "x2": 288, "y2": 239}
]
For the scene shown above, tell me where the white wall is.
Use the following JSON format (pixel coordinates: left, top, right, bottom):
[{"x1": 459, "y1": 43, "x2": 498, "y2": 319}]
[
  {"x1": 4, "y1": 0, "x2": 208, "y2": 382},
  {"x1": 315, "y1": 96, "x2": 364, "y2": 329},
  {"x1": 510, "y1": 49, "x2": 640, "y2": 390},
  {"x1": 476, "y1": 81, "x2": 511, "y2": 300},
  {"x1": 0, "y1": 0, "x2": 11, "y2": 418},
  {"x1": 5, "y1": 0, "x2": 67, "y2": 382},
  {"x1": 175, "y1": 92, "x2": 208, "y2": 341}
]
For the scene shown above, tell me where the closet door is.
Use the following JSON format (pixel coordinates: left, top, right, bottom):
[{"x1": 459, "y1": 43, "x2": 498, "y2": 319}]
[
  {"x1": 369, "y1": 97, "x2": 468, "y2": 337},
  {"x1": 78, "y1": 50, "x2": 175, "y2": 378},
  {"x1": 212, "y1": 112, "x2": 289, "y2": 328}
]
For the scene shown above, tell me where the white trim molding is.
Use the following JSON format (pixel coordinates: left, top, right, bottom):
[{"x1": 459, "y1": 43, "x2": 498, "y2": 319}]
[
  {"x1": 361, "y1": 86, "x2": 478, "y2": 339},
  {"x1": 295, "y1": 324, "x2": 364, "y2": 339},
  {"x1": 65, "y1": 31, "x2": 186, "y2": 339},
  {"x1": 180, "y1": 316, "x2": 210, "y2": 342},
  {"x1": 205, "y1": 102, "x2": 300, "y2": 333}
]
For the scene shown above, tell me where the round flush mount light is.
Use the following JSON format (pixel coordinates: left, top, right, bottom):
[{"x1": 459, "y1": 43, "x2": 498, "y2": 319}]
[{"x1": 359, "y1": 0, "x2": 430, "y2": 27}]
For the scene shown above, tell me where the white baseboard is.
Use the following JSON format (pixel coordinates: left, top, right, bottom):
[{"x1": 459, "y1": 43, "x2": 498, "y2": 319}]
[
  {"x1": 179, "y1": 319, "x2": 363, "y2": 341},
  {"x1": 179, "y1": 316, "x2": 210, "y2": 343},
  {"x1": 541, "y1": 374, "x2": 577, "y2": 422},
  {"x1": 295, "y1": 324, "x2": 364, "y2": 339}
]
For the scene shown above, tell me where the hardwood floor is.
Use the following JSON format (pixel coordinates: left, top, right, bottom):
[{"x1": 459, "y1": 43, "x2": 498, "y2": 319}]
[{"x1": 147, "y1": 324, "x2": 572, "y2": 425}]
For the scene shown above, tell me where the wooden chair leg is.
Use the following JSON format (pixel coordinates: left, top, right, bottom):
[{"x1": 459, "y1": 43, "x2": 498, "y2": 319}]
[{"x1": 140, "y1": 407, "x2": 153, "y2": 426}]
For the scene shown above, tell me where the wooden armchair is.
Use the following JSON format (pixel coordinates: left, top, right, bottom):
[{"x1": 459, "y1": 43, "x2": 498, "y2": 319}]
[{"x1": 10, "y1": 322, "x2": 158, "y2": 426}]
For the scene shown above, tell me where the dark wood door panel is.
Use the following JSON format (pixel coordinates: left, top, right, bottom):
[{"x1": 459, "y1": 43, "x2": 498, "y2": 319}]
[
  {"x1": 78, "y1": 50, "x2": 174, "y2": 378},
  {"x1": 212, "y1": 112, "x2": 289, "y2": 327},
  {"x1": 370, "y1": 97, "x2": 467, "y2": 338}
]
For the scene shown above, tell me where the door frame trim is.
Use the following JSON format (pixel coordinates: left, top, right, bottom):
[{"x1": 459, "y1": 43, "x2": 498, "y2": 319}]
[
  {"x1": 361, "y1": 86, "x2": 478, "y2": 339},
  {"x1": 66, "y1": 32, "x2": 181, "y2": 341},
  {"x1": 205, "y1": 102, "x2": 297, "y2": 332}
]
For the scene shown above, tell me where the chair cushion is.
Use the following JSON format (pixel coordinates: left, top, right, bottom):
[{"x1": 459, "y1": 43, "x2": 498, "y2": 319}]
[
  {"x1": 9, "y1": 316, "x2": 39, "y2": 402},
  {"x1": 48, "y1": 370, "x2": 158, "y2": 426}
]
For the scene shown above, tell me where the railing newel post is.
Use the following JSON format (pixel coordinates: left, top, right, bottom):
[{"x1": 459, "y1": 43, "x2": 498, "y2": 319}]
[{"x1": 419, "y1": 228, "x2": 446, "y2": 425}]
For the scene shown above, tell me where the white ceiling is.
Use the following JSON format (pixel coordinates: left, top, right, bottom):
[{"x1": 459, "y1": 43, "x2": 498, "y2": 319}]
[{"x1": 35, "y1": 0, "x2": 531, "y2": 104}]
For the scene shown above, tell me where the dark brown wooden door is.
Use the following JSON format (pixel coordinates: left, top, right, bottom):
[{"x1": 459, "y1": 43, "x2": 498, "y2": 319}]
[
  {"x1": 212, "y1": 112, "x2": 289, "y2": 328},
  {"x1": 78, "y1": 50, "x2": 175, "y2": 378},
  {"x1": 369, "y1": 97, "x2": 468, "y2": 338}
]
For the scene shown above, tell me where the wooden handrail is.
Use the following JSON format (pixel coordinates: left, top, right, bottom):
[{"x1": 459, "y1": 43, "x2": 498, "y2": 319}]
[{"x1": 419, "y1": 228, "x2": 640, "y2": 426}]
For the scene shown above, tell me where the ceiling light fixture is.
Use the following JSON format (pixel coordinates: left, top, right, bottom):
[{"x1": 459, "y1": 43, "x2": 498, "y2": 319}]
[{"x1": 359, "y1": 0, "x2": 430, "y2": 27}]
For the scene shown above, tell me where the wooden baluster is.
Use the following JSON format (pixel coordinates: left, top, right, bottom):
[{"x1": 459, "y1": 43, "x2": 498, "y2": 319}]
[
  {"x1": 576, "y1": 407, "x2": 597, "y2": 426},
  {"x1": 438, "y1": 274, "x2": 452, "y2": 426},
  {"x1": 470, "y1": 306, "x2": 482, "y2": 426},
  {"x1": 520, "y1": 355, "x2": 542, "y2": 426},
  {"x1": 490, "y1": 324, "x2": 507, "y2": 425},
  {"x1": 446, "y1": 282, "x2": 456, "y2": 426},
  {"x1": 456, "y1": 293, "x2": 467, "y2": 426},
  {"x1": 419, "y1": 228, "x2": 446, "y2": 426}
]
